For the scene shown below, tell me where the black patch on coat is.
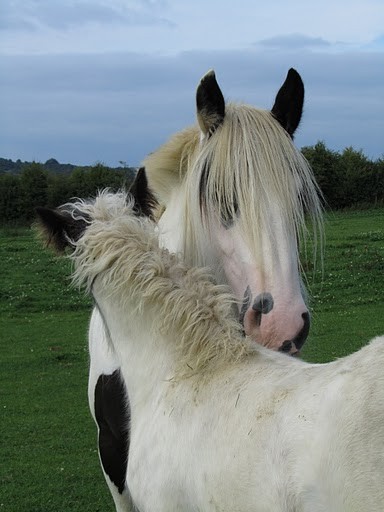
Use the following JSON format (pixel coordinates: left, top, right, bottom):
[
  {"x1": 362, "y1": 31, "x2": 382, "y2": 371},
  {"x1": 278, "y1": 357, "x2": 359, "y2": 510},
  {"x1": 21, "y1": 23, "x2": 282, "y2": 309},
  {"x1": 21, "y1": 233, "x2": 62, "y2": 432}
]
[
  {"x1": 129, "y1": 167, "x2": 158, "y2": 219},
  {"x1": 94, "y1": 369, "x2": 130, "y2": 495}
]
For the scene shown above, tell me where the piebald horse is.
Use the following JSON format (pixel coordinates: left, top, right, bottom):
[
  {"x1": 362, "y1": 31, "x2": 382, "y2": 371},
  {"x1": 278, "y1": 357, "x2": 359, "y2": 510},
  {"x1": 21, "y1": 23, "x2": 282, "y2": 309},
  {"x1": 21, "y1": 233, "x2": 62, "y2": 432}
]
[
  {"x1": 37, "y1": 191, "x2": 384, "y2": 512},
  {"x1": 44, "y1": 69, "x2": 323, "y2": 510}
]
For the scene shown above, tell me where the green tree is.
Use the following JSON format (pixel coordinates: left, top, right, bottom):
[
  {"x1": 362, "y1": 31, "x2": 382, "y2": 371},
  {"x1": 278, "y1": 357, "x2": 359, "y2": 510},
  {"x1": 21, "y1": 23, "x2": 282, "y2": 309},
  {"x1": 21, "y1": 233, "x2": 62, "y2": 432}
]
[
  {"x1": 68, "y1": 167, "x2": 89, "y2": 197},
  {"x1": 338, "y1": 147, "x2": 372, "y2": 206},
  {"x1": 370, "y1": 157, "x2": 384, "y2": 205},
  {"x1": 20, "y1": 163, "x2": 48, "y2": 221},
  {"x1": 47, "y1": 173, "x2": 71, "y2": 208},
  {"x1": 88, "y1": 163, "x2": 124, "y2": 191},
  {"x1": 0, "y1": 174, "x2": 23, "y2": 223},
  {"x1": 69, "y1": 163, "x2": 133, "y2": 197},
  {"x1": 302, "y1": 142, "x2": 342, "y2": 208},
  {"x1": 0, "y1": 160, "x2": 138, "y2": 225}
]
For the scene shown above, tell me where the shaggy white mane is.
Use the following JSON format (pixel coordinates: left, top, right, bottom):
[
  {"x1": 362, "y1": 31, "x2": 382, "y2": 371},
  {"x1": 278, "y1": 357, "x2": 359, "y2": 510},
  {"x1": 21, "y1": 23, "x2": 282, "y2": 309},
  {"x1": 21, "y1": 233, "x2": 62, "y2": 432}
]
[
  {"x1": 145, "y1": 104, "x2": 323, "y2": 270},
  {"x1": 67, "y1": 191, "x2": 251, "y2": 374}
]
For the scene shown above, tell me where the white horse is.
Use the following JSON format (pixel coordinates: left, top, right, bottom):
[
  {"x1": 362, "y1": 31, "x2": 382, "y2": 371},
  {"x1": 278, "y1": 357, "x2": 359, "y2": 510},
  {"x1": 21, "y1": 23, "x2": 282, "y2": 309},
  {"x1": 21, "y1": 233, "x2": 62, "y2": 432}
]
[
  {"x1": 51, "y1": 69, "x2": 324, "y2": 510},
  {"x1": 37, "y1": 191, "x2": 384, "y2": 512}
]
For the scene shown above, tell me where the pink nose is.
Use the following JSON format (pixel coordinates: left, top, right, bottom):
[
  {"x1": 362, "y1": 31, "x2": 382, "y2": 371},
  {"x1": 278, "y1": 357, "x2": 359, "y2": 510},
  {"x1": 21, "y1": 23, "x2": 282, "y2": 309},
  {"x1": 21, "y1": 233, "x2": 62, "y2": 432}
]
[{"x1": 239, "y1": 289, "x2": 310, "y2": 353}]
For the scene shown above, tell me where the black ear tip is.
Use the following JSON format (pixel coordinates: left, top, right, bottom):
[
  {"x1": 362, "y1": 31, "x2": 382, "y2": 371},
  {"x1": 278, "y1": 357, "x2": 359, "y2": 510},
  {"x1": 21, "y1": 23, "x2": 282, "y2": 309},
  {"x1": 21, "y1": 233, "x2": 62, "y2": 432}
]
[
  {"x1": 286, "y1": 68, "x2": 304, "y2": 91},
  {"x1": 196, "y1": 69, "x2": 225, "y2": 134},
  {"x1": 285, "y1": 68, "x2": 304, "y2": 89},
  {"x1": 288, "y1": 67, "x2": 299, "y2": 77},
  {"x1": 287, "y1": 68, "x2": 303, "y2": 84},
  {"x1": 199, "y1": 69, "x2": 216, "y2": 85},
  {"x1": 196, "y1": 69, "x2": 222, "y2": 105},
  {"x1": 271, "y1": 67, "x2": 305, "y2": 137},
  {"x1": 136, "y1": 167, "x2": 147, "y2": 182}
]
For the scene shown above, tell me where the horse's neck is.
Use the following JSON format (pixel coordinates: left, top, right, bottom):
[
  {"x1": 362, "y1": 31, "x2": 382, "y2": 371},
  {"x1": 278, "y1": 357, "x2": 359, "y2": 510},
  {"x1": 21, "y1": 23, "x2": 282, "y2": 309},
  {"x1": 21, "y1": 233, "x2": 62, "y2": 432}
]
[{"x1": 99, "y1": 295, "x2": 176, "y2": 409}]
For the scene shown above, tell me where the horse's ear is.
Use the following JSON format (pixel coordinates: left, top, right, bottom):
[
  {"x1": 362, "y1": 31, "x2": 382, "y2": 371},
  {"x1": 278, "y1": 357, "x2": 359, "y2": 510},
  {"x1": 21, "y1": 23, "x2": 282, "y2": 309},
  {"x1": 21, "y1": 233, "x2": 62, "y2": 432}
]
[
  {"x1": 129, "y1": 167, "x2": 157, "y2": 218},
  {"x1": 271, "y1": 68, "x2": 304, "y2": 137},
  {"x1": 35, "y1": 206, "x2": 87, "y2": 253},
  {"x1": 196, "y1": 69, "x2": 225, "y2": 135}
]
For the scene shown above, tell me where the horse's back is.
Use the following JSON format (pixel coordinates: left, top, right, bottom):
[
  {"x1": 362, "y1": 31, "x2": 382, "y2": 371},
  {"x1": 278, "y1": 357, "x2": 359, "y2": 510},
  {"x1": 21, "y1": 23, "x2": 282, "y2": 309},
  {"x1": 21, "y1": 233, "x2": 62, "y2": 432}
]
[
  {"x1": 127, "y1": 358, "x2": 307, "y2": 511},
  {"x1": 127, "y1": 340, "x2": 384, "y2": 511},
  {"x1": 297, "y1": 336, "x2": 384, "y2": 511}
]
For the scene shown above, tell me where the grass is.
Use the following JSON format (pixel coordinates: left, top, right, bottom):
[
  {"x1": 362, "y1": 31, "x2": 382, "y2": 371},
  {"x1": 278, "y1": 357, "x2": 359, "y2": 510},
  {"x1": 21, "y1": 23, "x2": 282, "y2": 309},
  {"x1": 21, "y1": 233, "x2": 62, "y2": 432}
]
[
  {"x1": 301, "y1": 209, "x2": 384, "y2": 361},
  {"x1": 1, "y1": 209, "x2": 384, "y2": 511},
  {"x1": 0, "y1": 229, "x2": 111, "y2": 511}
]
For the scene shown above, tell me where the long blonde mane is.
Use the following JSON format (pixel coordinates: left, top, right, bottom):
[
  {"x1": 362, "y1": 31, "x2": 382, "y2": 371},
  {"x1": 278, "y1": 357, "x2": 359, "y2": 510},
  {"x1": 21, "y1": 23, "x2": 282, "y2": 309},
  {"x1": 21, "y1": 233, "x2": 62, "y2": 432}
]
[
  {"x1": 145, "y1": 104, "x2": 323, "y2": 270},
  {"x1": 69, "y1": 192, "x2": 250, "y2": 375}
]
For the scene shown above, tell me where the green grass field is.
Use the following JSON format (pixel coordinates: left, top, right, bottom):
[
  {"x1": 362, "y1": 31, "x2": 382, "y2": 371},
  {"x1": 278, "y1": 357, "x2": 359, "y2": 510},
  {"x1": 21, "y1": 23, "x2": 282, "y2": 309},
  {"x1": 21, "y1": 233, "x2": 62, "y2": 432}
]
[
  {"x1": 1, "y1": 209, "x2": 384, "y2": 511},
  {"x1": 301, "y1": 209, "x2": 384, "y2": 361}
]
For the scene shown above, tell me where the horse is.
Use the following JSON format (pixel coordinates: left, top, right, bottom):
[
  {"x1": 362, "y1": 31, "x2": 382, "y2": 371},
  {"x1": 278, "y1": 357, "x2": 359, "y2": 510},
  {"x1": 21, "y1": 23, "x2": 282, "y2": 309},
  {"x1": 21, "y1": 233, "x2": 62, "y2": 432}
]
[
  {"x1": 46, "y1": 68, "x2": 324, "y2": 510},
  {"x1": 37, "y1": 191, "x2": 384, "y2": 512}
]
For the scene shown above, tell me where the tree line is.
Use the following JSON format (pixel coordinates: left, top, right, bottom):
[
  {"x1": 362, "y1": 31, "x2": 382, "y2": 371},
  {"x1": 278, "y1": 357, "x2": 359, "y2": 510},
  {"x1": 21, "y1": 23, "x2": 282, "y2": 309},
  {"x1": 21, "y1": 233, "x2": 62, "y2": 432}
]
[
  {"x1": 301, "y1": 142, "x2": 384, "y2": 209},
  {"x1": 0, "y1": 162, "x2": 136, "y2": 225},
  {"x1": 0, "y1": 143, "x2": 383, "y2": 225}
]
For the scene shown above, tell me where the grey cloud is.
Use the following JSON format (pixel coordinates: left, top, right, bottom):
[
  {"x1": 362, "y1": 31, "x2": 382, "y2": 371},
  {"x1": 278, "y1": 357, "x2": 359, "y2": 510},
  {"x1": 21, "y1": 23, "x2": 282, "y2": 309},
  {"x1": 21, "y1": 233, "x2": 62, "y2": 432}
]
[
  {"x1": 0, "y1": 0, "x2": 175, "y2": 32},
  {"x1": 1, "y1": 47, "x2": 383, "y2": 166},
  {"x1": 257, "y1": 33, "x2": 332, "y2": 50}
]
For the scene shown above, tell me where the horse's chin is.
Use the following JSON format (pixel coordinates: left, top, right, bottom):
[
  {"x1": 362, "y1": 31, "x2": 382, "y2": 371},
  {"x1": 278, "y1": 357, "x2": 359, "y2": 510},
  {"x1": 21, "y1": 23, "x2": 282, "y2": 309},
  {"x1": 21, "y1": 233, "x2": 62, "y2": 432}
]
[
  {"x1": 243, "y1": 328, "x2": 303, "y2": 356},
  {"x1": 277, "y1": 343, "x2": 300, "y2": 357}
]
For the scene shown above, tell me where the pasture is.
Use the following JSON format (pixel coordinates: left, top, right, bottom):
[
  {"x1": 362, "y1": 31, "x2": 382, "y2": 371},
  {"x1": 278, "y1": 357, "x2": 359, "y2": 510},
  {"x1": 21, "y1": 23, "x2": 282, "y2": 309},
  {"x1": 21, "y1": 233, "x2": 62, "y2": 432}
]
[{"x1": 1, "y1": 209, "x2": 384, "y2": 511}]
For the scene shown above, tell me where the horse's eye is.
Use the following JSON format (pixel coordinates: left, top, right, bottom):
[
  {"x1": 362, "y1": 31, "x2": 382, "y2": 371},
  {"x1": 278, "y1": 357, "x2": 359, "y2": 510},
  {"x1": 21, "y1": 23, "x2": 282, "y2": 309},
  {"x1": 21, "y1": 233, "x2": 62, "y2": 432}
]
[{"x1": 220, "y1": 200, "x2": 239, "y2": 229}]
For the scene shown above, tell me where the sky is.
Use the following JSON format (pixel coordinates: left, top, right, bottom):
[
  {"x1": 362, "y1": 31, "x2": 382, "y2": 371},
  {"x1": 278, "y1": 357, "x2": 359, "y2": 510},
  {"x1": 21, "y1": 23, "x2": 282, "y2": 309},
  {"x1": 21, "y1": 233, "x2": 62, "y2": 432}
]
[{"x1": 1, "y1": 0, "x2": 383, "y2": 167}]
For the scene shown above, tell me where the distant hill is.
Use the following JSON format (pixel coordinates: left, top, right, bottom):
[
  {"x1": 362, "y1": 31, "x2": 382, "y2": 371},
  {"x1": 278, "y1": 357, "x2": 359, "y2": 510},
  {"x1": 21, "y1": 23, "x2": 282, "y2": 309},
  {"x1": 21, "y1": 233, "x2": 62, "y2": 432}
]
[{"x1": 0, "y1": 157, "x2": 136, "y2": 175}]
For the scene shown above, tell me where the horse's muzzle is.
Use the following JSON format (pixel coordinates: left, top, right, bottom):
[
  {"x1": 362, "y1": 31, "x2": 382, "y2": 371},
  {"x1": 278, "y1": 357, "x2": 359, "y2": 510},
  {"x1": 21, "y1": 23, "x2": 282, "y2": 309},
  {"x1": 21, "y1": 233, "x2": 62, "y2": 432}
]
[{"x1": 279, "y1": 312, "x2": 310, "y2": 355}]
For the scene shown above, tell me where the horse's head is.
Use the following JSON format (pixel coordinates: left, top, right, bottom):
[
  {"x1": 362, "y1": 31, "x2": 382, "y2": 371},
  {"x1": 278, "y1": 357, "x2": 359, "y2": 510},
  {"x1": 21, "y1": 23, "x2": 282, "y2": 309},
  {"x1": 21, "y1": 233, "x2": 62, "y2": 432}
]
[{"x1": 143, "y1": 69, "x2": 323, "y2": 354}]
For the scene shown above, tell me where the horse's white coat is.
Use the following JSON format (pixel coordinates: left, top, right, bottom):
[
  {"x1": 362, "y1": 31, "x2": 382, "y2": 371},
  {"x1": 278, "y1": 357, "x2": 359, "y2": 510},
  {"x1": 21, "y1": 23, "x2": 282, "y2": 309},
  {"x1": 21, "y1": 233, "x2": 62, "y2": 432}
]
[
  {"x1": 86, "y1": 69, "x2": 323, "y2": 510},
  {"x1": 74, "y1": 193, "x2": 384, "y2": 512}
]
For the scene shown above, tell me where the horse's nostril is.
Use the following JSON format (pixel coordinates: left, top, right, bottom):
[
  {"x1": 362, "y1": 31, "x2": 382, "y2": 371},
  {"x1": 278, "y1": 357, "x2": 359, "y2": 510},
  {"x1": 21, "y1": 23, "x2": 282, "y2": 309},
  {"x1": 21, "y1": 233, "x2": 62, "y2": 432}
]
[
  {"x1": 252, "y1": 293, "x2": 274, "y2": 314},
  {"x1": 292, "y1": 312, "x2": 310, "y2": 351},
  {"x1": 279, "y1": 313, "x2": 310, "y2": 354},
  {"x1": 252, "y1": 293, "x2": 274, "y2": 326},
  {"x1": 279, "y1": 340, "x2": 293, "y2": 353}
]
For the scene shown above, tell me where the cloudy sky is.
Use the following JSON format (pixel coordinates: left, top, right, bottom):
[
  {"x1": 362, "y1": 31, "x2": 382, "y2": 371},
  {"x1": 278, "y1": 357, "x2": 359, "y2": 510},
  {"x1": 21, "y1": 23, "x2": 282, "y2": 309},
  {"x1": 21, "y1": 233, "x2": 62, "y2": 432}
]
[{"x1": 1, "y1": 0, "x2": 383, "y2": 167}]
